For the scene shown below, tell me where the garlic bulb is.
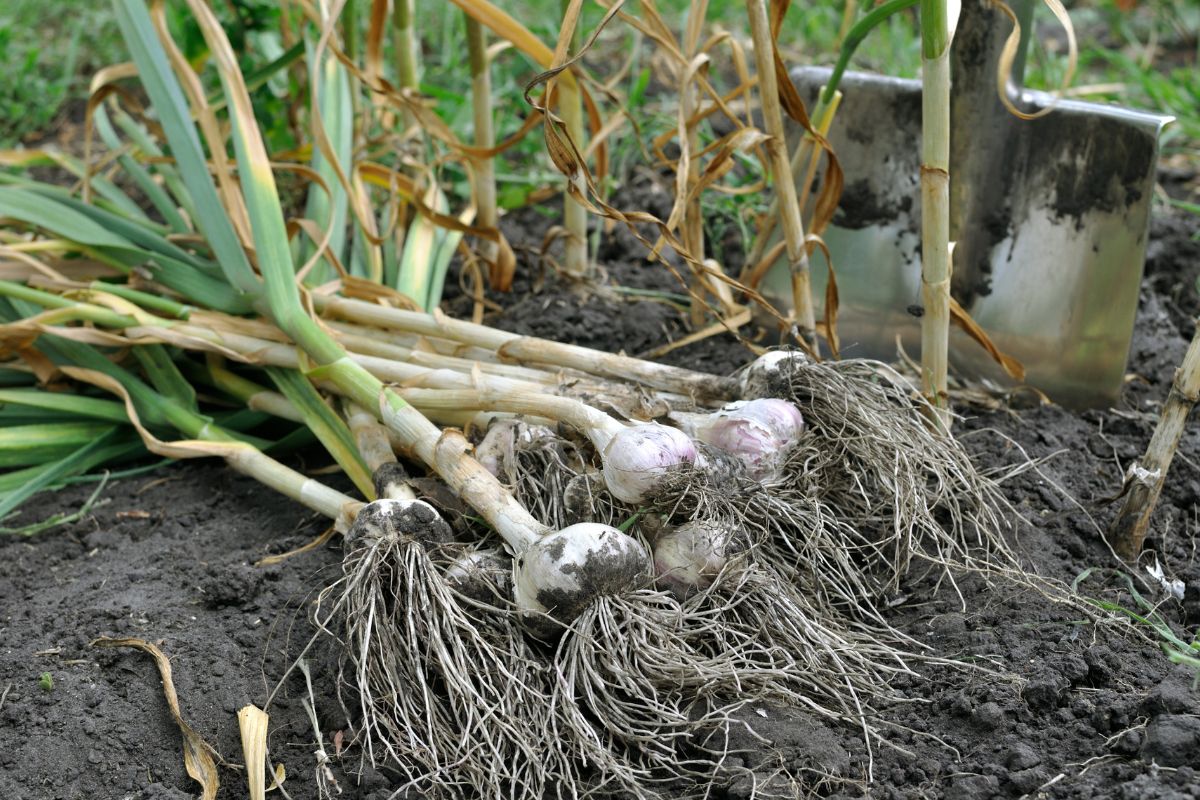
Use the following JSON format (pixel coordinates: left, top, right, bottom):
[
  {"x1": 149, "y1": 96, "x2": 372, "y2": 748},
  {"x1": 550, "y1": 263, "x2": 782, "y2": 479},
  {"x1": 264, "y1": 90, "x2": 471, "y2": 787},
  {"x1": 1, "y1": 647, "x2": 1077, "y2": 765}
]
[
  {"x1": 601, "y1": 423, "x2": 703, "y2": 504},
  {"x1": 694, "y1": 398, "x2": 805, "y2": 481},
  {"x1": 729, "y1": 398, "x2": 805, "y2": 446},
  {"x1": 513, "y1": 522, "x2": 650, "y2": 627},
  {"x1": 444, "y1": 548, "x2": 513, "y2": 603},
  {"x1": 696, "y1": 414, "x2": 780, "y2": 481},
  {"x1": 344, "y1": 498, "x2": 453, "y2": 549},
  {"x1": 653, "y1": 520, "x2": 734, "y2": 598},
  {"x1": 740, "y1": 349, "x2": 807, "y2": 399}
]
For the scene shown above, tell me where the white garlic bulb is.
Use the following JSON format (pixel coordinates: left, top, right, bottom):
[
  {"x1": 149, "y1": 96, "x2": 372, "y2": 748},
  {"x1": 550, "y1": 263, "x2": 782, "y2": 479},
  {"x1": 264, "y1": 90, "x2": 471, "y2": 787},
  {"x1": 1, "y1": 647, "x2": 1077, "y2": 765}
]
[
  {"x1": 513, "y1": 523, "x2": 650, "y2": 627},
  {"x1": 695, "y1": 398, "x2": 804, "y2": 481},
  {"x1": 601, "y1": 423, "x2": 703, "y2": 504},
  {"x1": 652, "y1": 520, "x2": 733, "y2": 597},
  {"x1": 740, "y1": 349, "x2": 807, "y2": 399}
]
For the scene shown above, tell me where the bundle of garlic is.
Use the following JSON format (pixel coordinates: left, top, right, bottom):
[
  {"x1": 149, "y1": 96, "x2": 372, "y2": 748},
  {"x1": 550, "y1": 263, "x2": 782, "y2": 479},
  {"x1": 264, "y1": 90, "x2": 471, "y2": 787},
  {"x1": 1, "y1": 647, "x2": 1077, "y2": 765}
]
[
  {"x1": 0, "y1": 256, "x2": 1020, "y2": 793},
  {"x1": 0, "y1": 0, "x2": 1032, "y2": 794}
]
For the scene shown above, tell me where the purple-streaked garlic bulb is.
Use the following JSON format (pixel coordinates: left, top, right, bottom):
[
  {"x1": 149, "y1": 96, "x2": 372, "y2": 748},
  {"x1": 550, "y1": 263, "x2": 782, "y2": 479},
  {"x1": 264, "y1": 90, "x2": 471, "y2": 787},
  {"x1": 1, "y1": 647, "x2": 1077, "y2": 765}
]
[
  {"x1": 652, "y1": 519, "x2": 734, "y2": 598},
  {"x1": 730, "y1": 398, "x2": 805, "y2": 447},
  {"x1": 601, "y1": 423, "x2": 704, "y2": 504},
  {"x1": 693, "y1": 398, "x2": 805, "y2": 481}
]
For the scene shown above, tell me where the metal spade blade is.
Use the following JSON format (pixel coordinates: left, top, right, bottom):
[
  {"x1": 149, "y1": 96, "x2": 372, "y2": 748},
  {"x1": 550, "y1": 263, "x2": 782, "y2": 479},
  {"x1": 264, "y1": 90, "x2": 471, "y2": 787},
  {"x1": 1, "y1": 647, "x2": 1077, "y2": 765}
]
[{"x1": 763, "y1": 0, "x2": 1172, "y2": 407}]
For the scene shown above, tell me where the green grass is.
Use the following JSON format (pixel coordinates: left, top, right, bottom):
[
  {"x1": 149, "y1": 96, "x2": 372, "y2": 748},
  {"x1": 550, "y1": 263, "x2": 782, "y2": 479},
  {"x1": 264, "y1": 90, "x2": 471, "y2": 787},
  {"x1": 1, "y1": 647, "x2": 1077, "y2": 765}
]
[
  {"x1": 1074, "y1": 567, "x2": 1200, "y2": 687},
  {"x1": 1022, "y1": 0, "x2": 1200, "y2": 155},
  {"x1": 0, "y1": 0, "x2": 292, "y2": 149},
  {"x1": 3, "y1": 0, "x2": 1193, "y2": 152},
  {"x1": 0, "y1": 2, "x2": 125, "y2": 145}
]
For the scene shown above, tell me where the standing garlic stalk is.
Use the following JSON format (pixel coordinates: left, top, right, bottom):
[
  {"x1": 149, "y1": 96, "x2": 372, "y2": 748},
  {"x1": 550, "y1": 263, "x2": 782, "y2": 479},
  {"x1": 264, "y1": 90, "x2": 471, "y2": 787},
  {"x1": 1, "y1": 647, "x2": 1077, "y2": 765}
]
[
  {"x1": 920, "y1": 0, "x2": 952, "y2": 426},
  {"x1": 392, "y1": 0, "x2": 418, "y2": 93},
  {"x1": 560, "y1": 0, "x2": 589, "y2": 278},
  {"x1": 465, "y1": 13, "x2": 499, "y2": 271},
  {"x1": 1109, "y1": 319, "x2": 1200, "y2": 561},
  {"x1": 745, "y1": 0, "x2": 818, "y2": 349},
  {"x1": 682, "y1": 0, "x2": 708, "y2": 324}
]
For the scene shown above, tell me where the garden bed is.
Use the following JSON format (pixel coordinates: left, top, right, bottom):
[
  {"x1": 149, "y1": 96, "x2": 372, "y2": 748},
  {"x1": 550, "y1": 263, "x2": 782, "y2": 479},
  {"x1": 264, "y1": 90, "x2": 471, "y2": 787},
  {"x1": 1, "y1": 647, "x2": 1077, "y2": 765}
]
[{"x1": 0, "y1": 191, "x2": 1197, "y2": 800}]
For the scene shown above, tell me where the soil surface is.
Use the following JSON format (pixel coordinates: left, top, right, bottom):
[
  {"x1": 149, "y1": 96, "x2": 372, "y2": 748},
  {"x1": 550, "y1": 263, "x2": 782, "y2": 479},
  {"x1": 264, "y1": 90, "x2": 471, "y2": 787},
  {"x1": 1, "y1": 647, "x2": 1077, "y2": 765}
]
[{"x1": 1, "y1": 183, "x2": 1199, "y2": 800}]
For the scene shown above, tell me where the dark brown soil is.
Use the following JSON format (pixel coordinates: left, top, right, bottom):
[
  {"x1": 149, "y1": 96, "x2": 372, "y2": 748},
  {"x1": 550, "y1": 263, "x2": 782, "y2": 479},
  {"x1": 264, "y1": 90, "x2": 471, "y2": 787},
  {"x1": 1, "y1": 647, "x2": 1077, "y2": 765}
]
[{"x1": 1, "y1": 186, "x2": 1198, "y2": 800}]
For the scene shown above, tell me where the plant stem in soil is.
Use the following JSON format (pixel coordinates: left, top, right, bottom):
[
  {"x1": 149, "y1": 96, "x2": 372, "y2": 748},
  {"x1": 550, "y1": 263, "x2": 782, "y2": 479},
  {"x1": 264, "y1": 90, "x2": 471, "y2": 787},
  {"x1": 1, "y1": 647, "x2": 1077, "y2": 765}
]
[
  {"x1": 392, "y1": 0, "x2": 418, "y2": 93},
  {"x1": 559, "y1": 0, "x2": 589, "y2": 278},
  {"x1": 683, "y1": 1, "x2": 708, "y2": 325},
  {"x1": 744, "y1": 90, "x2": 840, "y2": 278},
  {"x1": 465, "y1": 12, "x2": 500, "y2": 275},
  {"x1": 920, "y1": 0, "x2": 951, "y2": 426},
  {"x1": 745, "y1": 0, "x2": 818, "y2": 349},
  {"x1": 1109, "y1": 318, "x2": 1200, "y2": 561}
]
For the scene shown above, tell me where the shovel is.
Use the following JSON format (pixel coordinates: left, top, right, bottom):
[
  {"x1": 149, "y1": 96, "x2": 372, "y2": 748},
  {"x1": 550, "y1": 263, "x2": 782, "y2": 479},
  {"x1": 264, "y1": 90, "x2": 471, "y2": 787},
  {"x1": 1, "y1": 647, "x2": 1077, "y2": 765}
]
[{"x1": 760, "y1": 0, "x2": 1172, "y2": 408}]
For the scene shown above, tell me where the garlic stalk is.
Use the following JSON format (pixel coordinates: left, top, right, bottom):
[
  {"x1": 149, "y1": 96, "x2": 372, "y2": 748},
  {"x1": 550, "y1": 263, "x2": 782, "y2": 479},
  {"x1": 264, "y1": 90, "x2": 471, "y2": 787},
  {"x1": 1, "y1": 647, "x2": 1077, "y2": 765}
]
[
  {"x1": 310, "y1": 294, "x2": 740, "y2": 402},
  {"x1": 398, "y1": 387, "x2": 702, "y2": 505}
]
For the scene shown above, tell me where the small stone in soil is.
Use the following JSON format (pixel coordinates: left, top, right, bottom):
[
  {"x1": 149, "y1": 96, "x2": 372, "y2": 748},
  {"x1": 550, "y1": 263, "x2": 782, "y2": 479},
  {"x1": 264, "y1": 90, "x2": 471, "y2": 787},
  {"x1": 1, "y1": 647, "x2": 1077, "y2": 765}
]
[
  {"x1": 1141, "y1": 715, "x2": 1200, "y2": 768},
  {"x1": 944, "y1": 773, "x2": 1001, "y2": 800},
  {"x1": 1141, "y1": 667, "x2": 1200, "y2": 717},
  {"x1": 1008, "y1": 766, "x2": 1050, "y2": 795},
  {"x1": 1022, "y1": 672, "x2": 1069, "y2": 711},
  {"x1": 972, "y1": 701, "x2": 1005, "y2": 731},
  {"x1": 1005, "y1": 741, "x2": 1042, "y2": 771}
]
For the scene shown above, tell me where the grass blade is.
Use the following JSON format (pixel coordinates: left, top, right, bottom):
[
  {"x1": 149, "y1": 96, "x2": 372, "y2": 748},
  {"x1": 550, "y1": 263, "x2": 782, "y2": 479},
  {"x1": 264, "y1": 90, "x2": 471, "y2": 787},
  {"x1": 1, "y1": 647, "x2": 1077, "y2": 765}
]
[
  {"x1": 0, "y1": 435, "x2": 148, "y2": 495},
  {"x1": 301, "y1": 30, "x2": 354, "y2": 284},
  {"x1": 133, "y1": 345, "x2": 199, "y2": 413},
  {"x1": 0, "y1": 421, "x2": 119, "y2": 467},
  {"x1": 396, "y1": 185, "x2": 468, "y2": 310},
  {"x1": 0, "y1": 388, "x2": 131, "y2": 423},
  {"x1": 0, "y1": 475, "x2": 112, "y2": 537},
  {"x1": 109, "y1": 106, "x2": 197, "y2": 222},
  {"x1": 93, "y1": 104, "x2": 192, "y2": 233}
]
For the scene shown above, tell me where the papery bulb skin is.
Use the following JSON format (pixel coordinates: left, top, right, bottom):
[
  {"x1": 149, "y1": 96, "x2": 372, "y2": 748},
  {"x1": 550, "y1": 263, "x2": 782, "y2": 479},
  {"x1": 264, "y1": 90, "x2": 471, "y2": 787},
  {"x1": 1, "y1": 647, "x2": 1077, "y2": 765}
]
[
  {"x1": 726, "y1": 398, "x2": 805, "y2": 447},
  {"x1": 653, "y1": 520, "x2": 733, "y2": 598},
  {"x1": 513, "y1": 523, "x2": 650, "y2": 629},
  {"x1": 697, "y1": 414, "x2": 780, "y2": 481},
  {"x1": 444, "y1": 548, "x2": 514, "y2": 604},
  {"x1": 601, "y1": 423, "x2": 702, "y2": 504},
  {"x1": 741, "y1": 349, "x2": 808, "y2": 399},
  {"x1": 695, "y1": 399, "x2": 805, "y2": 481},
  {"x1": 476, "y1": 420, "x2": 557, "y2": 479},
  {"x1": 475, "y1": 420, "x2": 517, "y2": 478}
]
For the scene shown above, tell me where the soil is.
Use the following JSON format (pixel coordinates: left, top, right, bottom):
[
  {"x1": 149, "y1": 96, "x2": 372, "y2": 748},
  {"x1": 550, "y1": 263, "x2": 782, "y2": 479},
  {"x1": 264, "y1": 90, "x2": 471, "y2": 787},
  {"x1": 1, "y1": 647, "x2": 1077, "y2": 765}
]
[{"x1": 2, "y1": 181, "x2": 1199, "y2": 800}]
